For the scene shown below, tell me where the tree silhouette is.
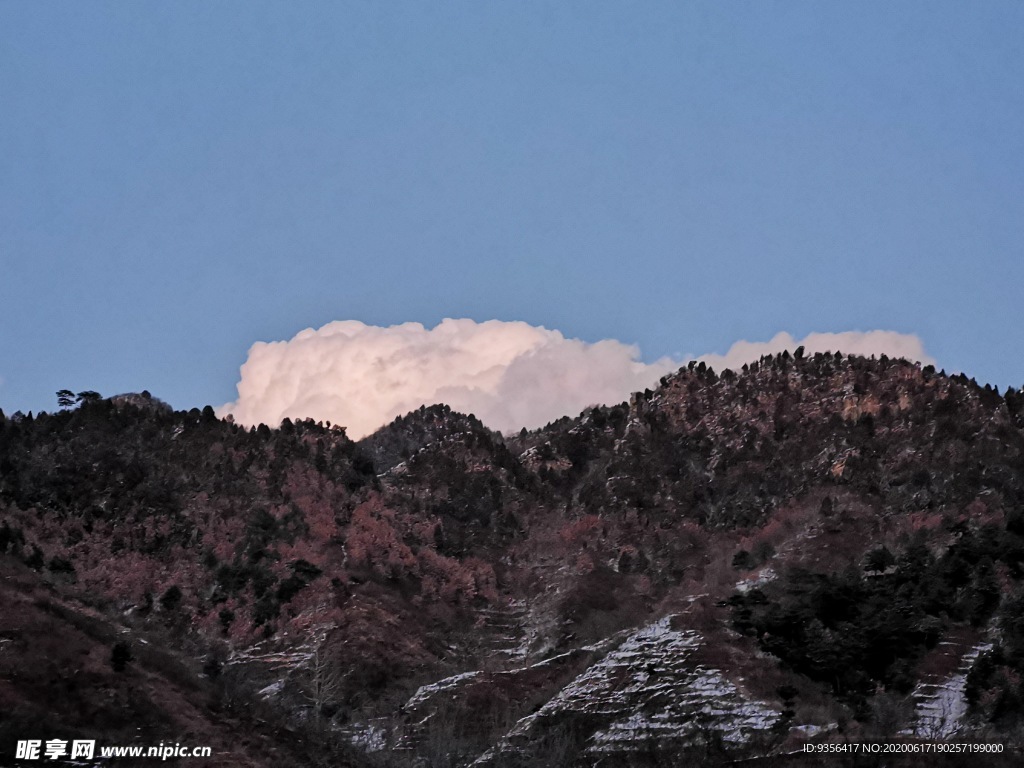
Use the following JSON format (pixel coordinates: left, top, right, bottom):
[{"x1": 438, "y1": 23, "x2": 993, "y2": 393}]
[{"x1": 110, "y1": 641, "x2": 133, "y2": 672}]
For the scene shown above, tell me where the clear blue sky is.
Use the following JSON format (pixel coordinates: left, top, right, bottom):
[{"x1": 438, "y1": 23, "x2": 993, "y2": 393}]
[{"x1": 2, "y1": 2, "x2": 1023, "y2": 415}]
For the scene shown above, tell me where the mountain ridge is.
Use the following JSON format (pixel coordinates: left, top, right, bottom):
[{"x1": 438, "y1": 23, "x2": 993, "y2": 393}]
[{"x1": 2, "y1": 352, "x2": 1024, "y2": 765}]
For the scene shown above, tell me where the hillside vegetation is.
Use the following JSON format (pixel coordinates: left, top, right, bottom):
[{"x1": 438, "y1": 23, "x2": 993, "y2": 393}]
[{"x1": 2, "y1": 353, "x2": 1024, "y2": 765}]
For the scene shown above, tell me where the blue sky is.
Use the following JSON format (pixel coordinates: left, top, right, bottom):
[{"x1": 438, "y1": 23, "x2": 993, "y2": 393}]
[{"x1": 2, "y1": 2, "x2": 1023, "y2": 417}]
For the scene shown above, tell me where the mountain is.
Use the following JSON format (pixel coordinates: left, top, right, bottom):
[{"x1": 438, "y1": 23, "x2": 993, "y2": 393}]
[{"x1": 2, "y1": 353, "x2": 1024, "y2": 766}]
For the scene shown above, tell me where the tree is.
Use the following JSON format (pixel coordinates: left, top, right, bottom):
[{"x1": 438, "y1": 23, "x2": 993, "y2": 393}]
[
  {"x1": 111, "y1": 641, "x2": 133, "y2": 672},
  {"x1": 732, "y1": 550, "x2": 755, "y2": 571},
  {"x1": 56, "y1": 390, "x2": 76, "y2": 409},
  {"x1": 304, "y1": 641, "x2": 343, "y2": 724},
  {"x1": 777, "y1": 684, "x2": 799, "y2": 719},
  {"x1": 24, "y1": 545, "x2": 44, "y2": 570},
  {"x1": 159, "y1": 584, "x2": 183, "y2": 612},
  {"x1": 76, "y1": 391, "x2": 102, "y2": 405},
  {"x1": 864, "y1": 546, "x2": 896, "y2": 573}
]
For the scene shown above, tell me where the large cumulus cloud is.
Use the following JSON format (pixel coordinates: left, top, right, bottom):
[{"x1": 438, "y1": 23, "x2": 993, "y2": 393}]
[{"x1": 220, "y1": 319, "x2": 933, "y2": 438}]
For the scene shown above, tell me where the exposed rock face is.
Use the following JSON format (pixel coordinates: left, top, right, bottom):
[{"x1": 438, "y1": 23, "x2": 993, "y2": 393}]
[
  {"x1": 108, "y1": 391, "x2": 172, "y2": 413},
  {"x1": 476, "y1": 616, "x2": 780, "y2": 765}
]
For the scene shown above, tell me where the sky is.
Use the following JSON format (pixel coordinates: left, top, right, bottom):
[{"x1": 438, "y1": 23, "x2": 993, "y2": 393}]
[{"x1": 2, "y1": 3, "x2": 1023, "y2": 432}]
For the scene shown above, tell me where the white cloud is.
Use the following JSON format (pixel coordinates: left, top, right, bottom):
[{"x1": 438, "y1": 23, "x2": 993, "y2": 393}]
[{"x1": 220, "y1": 320, "x2": 933, "y2": 438}]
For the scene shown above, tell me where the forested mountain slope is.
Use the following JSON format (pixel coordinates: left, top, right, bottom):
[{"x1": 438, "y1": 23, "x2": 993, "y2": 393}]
[{"x1": 2, "y1": 353, "x2": 1024, "y2": 765}]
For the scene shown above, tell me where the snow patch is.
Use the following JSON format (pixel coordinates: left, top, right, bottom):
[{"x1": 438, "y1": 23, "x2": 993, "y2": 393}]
[
  {"x1": 735, "y1": 567, "x2": 777, "y2": 594},
  {"x1": 904, "y1": 641, "x2": 992, "y2": 739},
  {"x1": 258, "y1": 680, "x2": 285, "y2": 699},
  {"x1": 404, "y1": 670, "x2": 482, "y2": 711},
  {"x1": 476, "y1": 615, "x2": 781, "y2": 764}
]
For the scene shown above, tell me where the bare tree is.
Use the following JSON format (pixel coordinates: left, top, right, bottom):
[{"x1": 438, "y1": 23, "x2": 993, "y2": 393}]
[
  {"x1": 305, "y1": 641, "x2": 344, "y2": 725},
  {"x1": 421, "y1": 703, "x2": 460, "y2": 768}
]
